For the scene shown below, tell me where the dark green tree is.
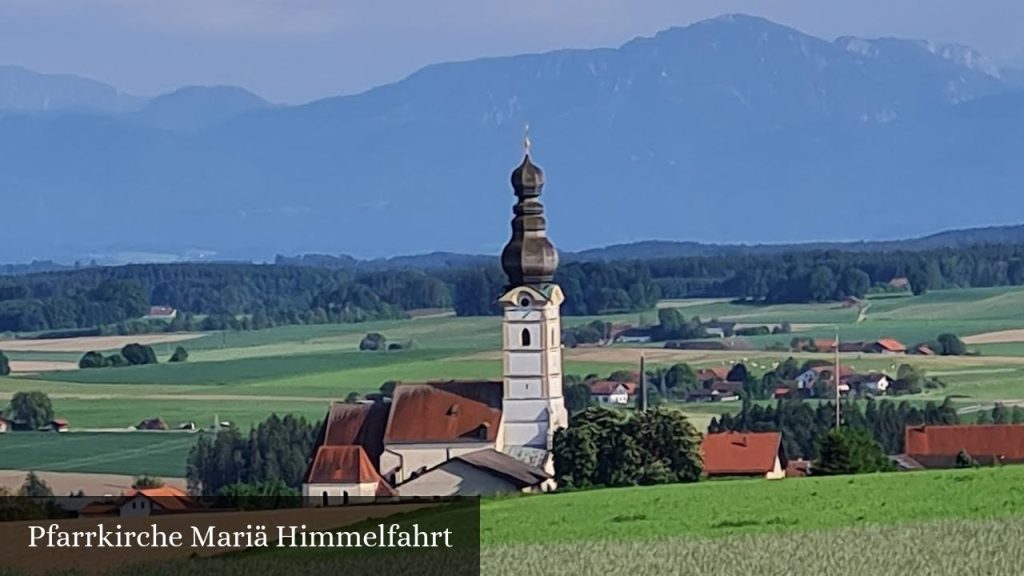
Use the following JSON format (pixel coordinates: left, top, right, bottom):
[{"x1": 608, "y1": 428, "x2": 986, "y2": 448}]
[
  {"x1": 813, "y1": 428, "x2": 891, "y2": 476},
  {"x1": 79, "y1": 351, "x2": 107, "y2": 369},
  {"x1": 359, "y1": 333, "x2": 387, "y2": 351},
  {"x1": 169, "y1": 346, "x2": 189, "y2": 363},
  {"x1": 9, "y1": 391, "x2": 54, "y2": 429},
  {"x1": 19, "y1": 472, "x2": 53, "y2": 497},
  {"x1": 121, "y1": 343, "x2": 158, "y2": 366},
  {"x1": 936, "y1": 333, "x2": 968, "y2": 356},
  {"x1": 0, "y1": 350, "x2": 9, "y2": 376}
]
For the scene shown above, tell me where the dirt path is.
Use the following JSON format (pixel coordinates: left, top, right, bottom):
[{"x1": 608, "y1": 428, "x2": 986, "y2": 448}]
[
  {"x1": 0, "y1": 333, "x2": 204, "y2": 352},
  {"x1": 0, "y1": 391, "x2": 336, "y2": 403},
  {"x1": 964, "y1": 329, "x2": 1024, "y2": 345},
  {"x1": 0, "y1": 470, "x2": 186, "y2": 495}
]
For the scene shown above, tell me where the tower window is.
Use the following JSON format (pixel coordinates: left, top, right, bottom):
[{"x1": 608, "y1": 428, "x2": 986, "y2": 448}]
[
  {"x1": 521, "y1": 328, "x2": 531, "y2": 347},
  {"x1": 519, "y1": 296, "x2": 530, "y2": 307}
]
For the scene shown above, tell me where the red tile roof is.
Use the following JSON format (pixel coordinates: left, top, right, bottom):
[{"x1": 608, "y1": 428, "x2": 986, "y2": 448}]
[
  {"x1": 697, "y1": 367, "x2": 731, "y2": 382},
  {"x1": 305, "y1": 446, "x2": 397, "y2": 496},
  {"x1": 701, "y1": 432, "x2": 782, "y2": 476},
  {"x1": 121, "y1": 486, "x2": 194, "y2": 511},
  {"x1": 874, "y1": 339, "x2": 907, "y2": 352},
  {"x1": 587, "y1": 380, "x2": 637, "y2": 396},
  {"x1": 385, "y1": 382, "x2": 502, "y2": 443},
  {"x1": 813, "y1": 339, "x2": 837, "y2": 352},
  {"x1": 905, "y1": 425, "x2": 1024, "y2": 465}
]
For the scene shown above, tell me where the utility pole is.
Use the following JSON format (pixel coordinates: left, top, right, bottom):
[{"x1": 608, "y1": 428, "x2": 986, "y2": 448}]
[
  {"x1": 834, "y1": 329, "x2": 841, "y2": 429},
  {"x1": 639, "y1": 353, "x2": 648, "y2": 412}
]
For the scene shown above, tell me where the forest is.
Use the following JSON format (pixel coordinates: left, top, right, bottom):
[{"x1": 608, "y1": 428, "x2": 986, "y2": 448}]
[{"x1": 1, "y1": 243, "x2": 1024, "y2": 332}]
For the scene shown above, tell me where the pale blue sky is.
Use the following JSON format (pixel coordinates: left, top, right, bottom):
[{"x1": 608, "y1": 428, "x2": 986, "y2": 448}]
[{"x1": 1, "y1": 0, "x2": 1020, "y2": 103}]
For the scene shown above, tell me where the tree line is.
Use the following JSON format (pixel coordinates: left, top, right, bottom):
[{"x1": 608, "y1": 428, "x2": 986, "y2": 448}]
[{"x1": 4, "y1": 243, "x2": 1024, "y2": 332}]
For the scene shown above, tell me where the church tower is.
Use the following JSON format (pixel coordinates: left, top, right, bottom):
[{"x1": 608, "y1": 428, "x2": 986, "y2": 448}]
[{"x1": 498, "y1": 135, "x2": 568, "y2": 474}]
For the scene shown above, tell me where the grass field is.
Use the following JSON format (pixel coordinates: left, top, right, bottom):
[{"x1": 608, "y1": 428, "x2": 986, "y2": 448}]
[
  {"x1": 2, "y1": 286, "x2": 1024, "y2": 478},
  {"x1": 0, "y1": 432, "x2": 197, "y2": 477}
]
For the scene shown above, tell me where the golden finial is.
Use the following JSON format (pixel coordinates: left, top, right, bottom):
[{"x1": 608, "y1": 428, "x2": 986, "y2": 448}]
[{"x1": 524, "y1": 123, "x2": 531, "y2": 156}]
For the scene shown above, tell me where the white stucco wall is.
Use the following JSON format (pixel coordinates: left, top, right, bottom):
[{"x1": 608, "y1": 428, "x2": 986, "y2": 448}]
[{"x1": 302, "y1": 482, "x2": 378, "y2": 504}]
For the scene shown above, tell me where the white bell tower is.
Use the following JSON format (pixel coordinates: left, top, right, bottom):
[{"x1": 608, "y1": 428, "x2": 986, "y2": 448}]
[
  {"x1": 499, "y1": 285, "x2": 568, "y2": 472},
  {"x1": 497, "y1": 135, "x2": 567, "y2": 474}
]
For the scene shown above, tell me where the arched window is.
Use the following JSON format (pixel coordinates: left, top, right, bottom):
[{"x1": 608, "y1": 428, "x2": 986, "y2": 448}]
[
  {"x1": 321, "y1": 491, "x2": 328, "y2": 507},
  {"x1": 521, "y1": 328, "x2": 531, "y2": 347}
]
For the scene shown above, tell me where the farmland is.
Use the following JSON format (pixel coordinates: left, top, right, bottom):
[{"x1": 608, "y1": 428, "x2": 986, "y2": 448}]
[{"x1": 3, "y1": 286, "x2": 1024, "y2": 478}]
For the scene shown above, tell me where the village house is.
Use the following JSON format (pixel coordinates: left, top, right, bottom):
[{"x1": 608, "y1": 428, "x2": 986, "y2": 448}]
[
  {"x1": 50, "y1": 418, "x2": 69, "y2": 432},
  {"x1": 302, "y1": 145, "x2": 567, "y2": 502},
  {"x1": 848, "y1": 373, "x2": 891, "y2": 395},
  {"x1": 588, "y1": 380, "x2": 637, "y2": 405},
  {"x1": 902, "y1": 424, "x2": 1024, "y2": 468},
  {"x1": 82, "y1": 486, "x2": 198, "y2": 518},
  {"x1": 701, "y1": 432, "x2": 786, "y2": 480},
  {"x1": 145, "y1": 305, "x2": 178, "y2": 319},
  {"x1": 397, "y1": 449, "x2": 553, "y2": 497},
  {"x1": 795, "y1": 365, "x2": 855, "y2": 392},
  {"x1": 697, "y1": 367, "x2": 732, "y2": 384}
]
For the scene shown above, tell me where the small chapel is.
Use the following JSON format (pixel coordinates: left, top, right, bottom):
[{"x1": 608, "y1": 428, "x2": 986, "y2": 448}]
[{"x1": 302, "y1": 140, "x2": 568, "y2": 501}]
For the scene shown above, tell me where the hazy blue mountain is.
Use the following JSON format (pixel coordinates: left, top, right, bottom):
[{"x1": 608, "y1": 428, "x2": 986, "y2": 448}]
[
  {"x1": 0, "y1": 65, "x2": 143, "y2": 113},
  {"x1": 1, "y1": 14, "x2": 1024, "y2": 263},
  {"x1": 133, "y1": 86, "x2": 272, "y2": 132}
]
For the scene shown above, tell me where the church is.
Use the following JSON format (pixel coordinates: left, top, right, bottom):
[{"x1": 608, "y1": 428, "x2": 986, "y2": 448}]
[{"x1": 302, "y1": 140, "x2": 568, "y2": 501}]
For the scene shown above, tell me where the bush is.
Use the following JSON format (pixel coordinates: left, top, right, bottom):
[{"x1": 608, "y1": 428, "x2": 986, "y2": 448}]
[
  {"x1": 359, "y1": 332, "x2": 387, "y2": 351},
  {"x1": 121, "y1": 343, "x2": 158, "y2": 366},
  {"x1": 169, "y1": 346, "x2": 189, "y2": 363},
  {"x1": 813, "y1": 428, "x2": 892, "y2": 476},
  {"x1": 79, "y1": 351, "x2": 107, "y2": 369},
  {"x1": 0, "y1": 350, "x2": 9, "y2": 376},
  {"x1": 9, "y1": 391, "x2": 54, "y2": 429},
  {"x1": 132, "y1": 475, "x2": 165, "y2": 489}
]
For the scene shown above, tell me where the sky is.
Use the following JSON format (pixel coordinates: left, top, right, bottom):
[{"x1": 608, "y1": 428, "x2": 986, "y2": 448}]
[{"x1": 1, "y1": 0, "x2": 1021, "y2": 103}]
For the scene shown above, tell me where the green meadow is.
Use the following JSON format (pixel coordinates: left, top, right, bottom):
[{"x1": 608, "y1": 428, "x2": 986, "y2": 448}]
[{"x1": 2, "y1": 285, "x2": 1024, "y2": 478}]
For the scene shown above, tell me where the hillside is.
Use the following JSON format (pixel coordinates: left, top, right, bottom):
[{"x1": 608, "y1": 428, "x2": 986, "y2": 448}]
[{"x1": 2, "y1": 14, "x2": 1024, "y2": 262}]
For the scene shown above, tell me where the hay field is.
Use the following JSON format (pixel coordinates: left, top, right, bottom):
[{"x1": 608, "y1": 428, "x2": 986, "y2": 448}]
[{"x1": 0, "y1": 333, "x2": 205, "y2": 353}]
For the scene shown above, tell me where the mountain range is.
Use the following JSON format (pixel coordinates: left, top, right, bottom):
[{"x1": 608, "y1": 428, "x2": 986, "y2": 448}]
[{"x1": 2, "y1": 14, "x2": 1024, "y2": 263}]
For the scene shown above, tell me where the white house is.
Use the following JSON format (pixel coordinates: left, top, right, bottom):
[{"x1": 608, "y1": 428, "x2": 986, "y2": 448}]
[
  {"x1": 117, "y1": 487, "x2": 194, "y2": 517},
  {"x1": 587, "y1": 380, "x2": 637, "y2": 405}
]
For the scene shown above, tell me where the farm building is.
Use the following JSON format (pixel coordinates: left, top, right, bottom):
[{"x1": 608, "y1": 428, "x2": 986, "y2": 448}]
[
  {"x1": 697, "y1": 367, "x2": 731, "y2": 384},
  {"x1": 588, "y1": 380, "x2": 637, "y2": 405},
  {"x1": 145, "y1": 306, "x2": 178, "y2": 319},
  {"x1": 848, "y1": 373, "x2": 891, "y2": 395},
  {"x1": 701, "y1": 432, "x2": 786, "y2": 479},
  {"x1": 686, "y1": 389, "x2": 740, "y2": 403},
  {"x1": 866, "y1": 339, "x2": 907, "y2": 355},
  {"x1": 50, "y1": 418, "x2": 69, "y2": 432},
  {"x1": 612, "y1": 327, "x2": 653, "y2": 343},
  {"x1": 903, "y1": 424, "x2": 1024, "y2": 468},
  {"x1": 398, "y1": 449, "x2": 553, "y2": 497},
  {"x1": 0, "y1": 417, "x2": 9, "y2": 433}
]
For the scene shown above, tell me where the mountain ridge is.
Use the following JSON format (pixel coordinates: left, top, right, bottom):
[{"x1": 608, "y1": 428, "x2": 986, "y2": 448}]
[{"x1": 1, "y1": 14, "x2": 1023, "y2": 262}]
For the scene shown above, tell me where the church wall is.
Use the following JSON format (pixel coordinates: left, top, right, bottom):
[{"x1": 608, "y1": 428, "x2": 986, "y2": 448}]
[
  {"x1": 302, "y1": 481, "x2": 377, "y2": 503},
  {"x1": 397, "y1": 460, "x2": 520, "y2": 497},
  {"x1": 506, "y1": 377, "x2": 544, "y2": 399},
  {"x1": 506, "y1": 352, "x2": 542, "y2": 376},
  {"x1": 503, "y1": 398, "x2": 549, "y2": 421},
  {"x1": 503, "y1": 422, "x2": 548, "y2": 448}
]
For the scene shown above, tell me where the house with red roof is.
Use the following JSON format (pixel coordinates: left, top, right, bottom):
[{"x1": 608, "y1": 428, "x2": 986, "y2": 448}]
[
  {"x1": 587, "y1": 380, "x2": 637, "y2": 405},
  {"x1": 903, "y1": 424, "x2": 1024, "y2": 468},
  {"x1": 118, "y1": 486, "x2": 197, "y2": 517},
  {"x1": 701, "y1": 432, "x2": 786, "y2": 480},
  {"x1": 398, "y1": 449, "x2": 553, "y2": 497}
]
